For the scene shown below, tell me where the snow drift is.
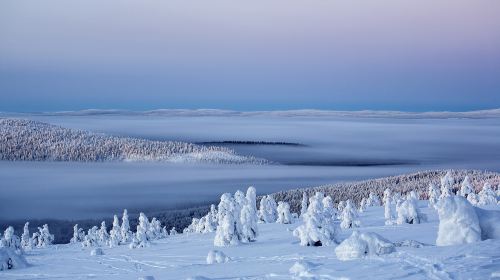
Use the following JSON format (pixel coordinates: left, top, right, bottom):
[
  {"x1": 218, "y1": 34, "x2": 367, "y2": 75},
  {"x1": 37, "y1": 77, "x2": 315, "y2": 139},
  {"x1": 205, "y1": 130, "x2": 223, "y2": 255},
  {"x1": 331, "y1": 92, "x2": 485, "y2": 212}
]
[
  {"x1": 0, "y1": 248, "x2": 29, "y2": 271},
  {"x1": 335, "y1": 231, "x2": 395, "y2": 261}
]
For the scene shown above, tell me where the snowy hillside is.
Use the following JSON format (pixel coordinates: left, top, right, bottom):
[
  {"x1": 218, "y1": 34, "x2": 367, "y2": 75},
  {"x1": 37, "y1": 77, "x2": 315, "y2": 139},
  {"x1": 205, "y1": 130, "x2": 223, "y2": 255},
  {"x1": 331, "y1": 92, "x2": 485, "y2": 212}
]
[
  {"x1": 0, "y1": 118, "x2": 267, "y2": 164},
  {"x1": 1, "y1": 172, "x2": 499, "y2": 279}
]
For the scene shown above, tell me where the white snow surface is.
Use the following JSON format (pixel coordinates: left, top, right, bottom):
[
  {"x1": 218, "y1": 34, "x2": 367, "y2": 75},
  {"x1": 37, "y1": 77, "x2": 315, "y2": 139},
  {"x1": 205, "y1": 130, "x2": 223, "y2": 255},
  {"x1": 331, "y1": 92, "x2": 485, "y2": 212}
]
[{"x1": 3, "y1": 201, "x2": 500, "y2": 279}]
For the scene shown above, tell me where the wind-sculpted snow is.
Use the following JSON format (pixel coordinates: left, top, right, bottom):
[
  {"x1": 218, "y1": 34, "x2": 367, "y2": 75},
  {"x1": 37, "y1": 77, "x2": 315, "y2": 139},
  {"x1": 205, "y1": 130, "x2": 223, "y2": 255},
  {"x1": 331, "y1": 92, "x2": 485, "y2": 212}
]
[
  {"x1": 271, "y1": 169, "x2": 500, "y2": 214},
  {"x1": 0, "y1": 118, "x2": 268, "y2": 164}
]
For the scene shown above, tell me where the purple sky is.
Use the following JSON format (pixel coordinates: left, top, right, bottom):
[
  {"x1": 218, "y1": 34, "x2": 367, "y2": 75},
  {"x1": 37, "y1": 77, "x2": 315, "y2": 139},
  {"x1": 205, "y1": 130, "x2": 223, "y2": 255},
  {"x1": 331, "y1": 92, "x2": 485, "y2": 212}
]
[{"x1": 1, "y1": 0, "x2": 499, "y2": 112}]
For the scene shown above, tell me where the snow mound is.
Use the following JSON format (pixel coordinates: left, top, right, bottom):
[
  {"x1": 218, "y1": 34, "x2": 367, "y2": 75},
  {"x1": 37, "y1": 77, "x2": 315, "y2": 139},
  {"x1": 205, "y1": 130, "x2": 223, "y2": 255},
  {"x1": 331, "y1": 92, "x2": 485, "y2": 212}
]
[
  {"x1": 90, "y1": 248, "x2": 104, "y2": 256},
  {"x1": 138, "y1": 276, "x2": 155, "y2": 280},
  {"x1": 335, "y1": 231, "x2": 395, "y2": 261},
  {"x1": 289, "y1": 261, "x2": 318, "y2": 279},
  {"x1": 436, "y1": 196, "x2": 481, "y2": 246},
  {"x1": 0, "y1": 248, "x2": 29, "y2": 271},
  {"x1": 206, "y1": 250, "x2": 229, "y2": 264}
]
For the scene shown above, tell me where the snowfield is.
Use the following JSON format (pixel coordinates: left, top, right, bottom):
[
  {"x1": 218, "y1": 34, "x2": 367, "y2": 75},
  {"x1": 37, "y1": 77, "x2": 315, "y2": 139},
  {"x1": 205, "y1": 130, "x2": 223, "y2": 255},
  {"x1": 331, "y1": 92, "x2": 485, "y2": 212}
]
[{"x1": 3, "y1": 201, "x2": 500, "y2": 280}]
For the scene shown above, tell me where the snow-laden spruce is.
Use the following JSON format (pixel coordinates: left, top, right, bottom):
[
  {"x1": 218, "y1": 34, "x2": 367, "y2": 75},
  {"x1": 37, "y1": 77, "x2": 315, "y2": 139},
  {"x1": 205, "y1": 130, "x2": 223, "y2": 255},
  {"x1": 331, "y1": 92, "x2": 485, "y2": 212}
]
[
  {"x1": 34, "y1": 225, "x2": 54, "y2": 248},
  {"x1": 109, "y1": 215, "x2": 121, "y2": 247},
  {"x1": 396, "y1": 192, "x2": 426, "y2": 225},
  {"x1": 214, "y1": 187, "x2": 259, "y2": 246},
  {"x1": 459, "y1": 175, "x2": 474, "y2": 197},
  {"x1": 439, "y1": 171, "x2": 454, "y2": 199},
  {"x1": 335, "y1": 231, "x2": 395, "y2": 261},
  {"x1": 428, "y1": 183, "x2": 440, "y2": 208},
  {"x1": 340, "y1": 200, "x2": 360, "y2": 229},
  {"x1": 0, "y1": 118, "x2": 267, "y2": 164},
  {"x1": 478, "y1": 183, "x2": 497, "y2": 205},
  {"x1": 70, "y1": 224, "x2": 85, "y2": 244},
  {"x1": 300, "y1": 192, "x2": 308, "y2": 217},
  {"x1": 366, "y1": 192, "x2": 381, "y2": 207},
  {"x1": 130, "y1": 213, "x2": 151, "y2": 248},
  {"x1": 258, "y1": 195, "x2": 278, "y2": 223},
  {"x1": 293, "y1": 192, "x2": 338, "y2": 246},
  {"x1": 1, "y1": 227, "x2": 22, "y2": 252},
  {"x1": 436, "y1": 196, "x2": 482, "y2": 246},
  {"x1": 276, "y1": 201, "x2": 292, "y2": 224},
  {"x1": 20, "y1": 223, "x2": 31, "y2": 251},
  {"x1": 121, "y1": 209, "x2": 133, "y2": 244}
]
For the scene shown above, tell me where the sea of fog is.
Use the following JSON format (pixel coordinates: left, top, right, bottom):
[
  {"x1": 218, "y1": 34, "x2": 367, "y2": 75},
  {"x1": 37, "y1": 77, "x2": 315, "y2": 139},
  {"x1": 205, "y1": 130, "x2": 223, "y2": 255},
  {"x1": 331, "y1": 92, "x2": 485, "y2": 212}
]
[{"x1": 1, "y1": 115, "x2": 500, "y2": 220}]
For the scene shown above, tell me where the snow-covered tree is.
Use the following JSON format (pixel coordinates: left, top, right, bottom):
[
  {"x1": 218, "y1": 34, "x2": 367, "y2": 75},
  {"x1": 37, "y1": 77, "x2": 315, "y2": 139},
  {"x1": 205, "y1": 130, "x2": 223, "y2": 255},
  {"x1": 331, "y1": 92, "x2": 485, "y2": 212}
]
[
  {"x1": 36, "y1": 224, "x2": 54, "y2": 248},
  {"x1": 20, "y1": 223, "x2": 31, "y2": 250},
  {"x1": 1, "y1": 227, "x2": 21, "y2": 252},
  {"x1": 384, "y1": 198, "x2": 395, "y2": 225},
  {"x1": 436, "y1": 196, "x2": 481, "y2": 246},
  {"x1": 340, "y1": 200, "x2": 360, "y2": 229},
  {"x1": 382, "y1": 188, "x2": 391, "y2": 206},
  {"x1": 98, "y1": 221, "x2": 109, "y2": 246},
  {"x1": 428, "y1": 183, "x2": 440, "y2": 208},
  {"x1": 300, "y1": 192, "x2": 308, "y2": 217},
  {"x1": 276, "y1": 201, "x2": 292, "y2": 224},
  {"x1": 366, "y1": 192, "x2": 381, "y2": 207},
  {"x1": 169, "y1": 227, "x2": 178, "y2": 235},
  {"x1": 337, "y1": 200, "x2": 346, "y2": 213},
  {"x1": 478, "y1": 183, "x2": 497, "y2": 205},
  {"x1": 70, "y1": 224, "x2": 85, "y2": 244},
  {"x1": 204, "y1": 204, "x2": 218, "y2": 233},
  {"x1": 239, "y1": 187, "x2": 258, "y2": 242},
  {"x1": 148, "y1": 217, "x2": 164, "y2": 240},
  {"x1": 214, "y1": 193, "x2": 239, "y2": 246},
  {"x1": 440, "y1": 171, "x2": 454, "y2": 199},
  {"x1": 396, "y1": 196, "x2": 425, "y2": 225},
  {"x1": 467, "y1": 192, "x2": 479, "y2": 206},
  {"x1": 129, "y1": 213, "x2": 150, "y2": 248},
  {"x1": 322, "y1": 196, "x2": 337, "y2": 221},
  {"x1": 459, "y1": 176, "x2": 474, "y2": 197},
  {"x1": 109, "y1": 215, "x2": 121, "y2": 247},
  {"x1": 358, "y1": 197, "x2": 367, "y2": 213},
  {"x1": 120, "y1": 209, "x2": 132, "y2": 244},
  {"x1": 293, "y1": 192, "x2": 337, "y2": 246},
  {"x1": 82, "y1": 226, "x2": 99, "y2": 247},
  {"x1": 258, "y1": 195, "x2": 277, "y2": 223}
]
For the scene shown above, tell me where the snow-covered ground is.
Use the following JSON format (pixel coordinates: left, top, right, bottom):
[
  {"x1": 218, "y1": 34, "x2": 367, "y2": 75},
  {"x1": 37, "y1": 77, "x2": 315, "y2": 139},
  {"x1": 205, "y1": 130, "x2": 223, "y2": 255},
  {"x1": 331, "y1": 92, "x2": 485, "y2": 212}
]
[{"x1": 4, "y1": 202, "x2": 500, "y2": 280}]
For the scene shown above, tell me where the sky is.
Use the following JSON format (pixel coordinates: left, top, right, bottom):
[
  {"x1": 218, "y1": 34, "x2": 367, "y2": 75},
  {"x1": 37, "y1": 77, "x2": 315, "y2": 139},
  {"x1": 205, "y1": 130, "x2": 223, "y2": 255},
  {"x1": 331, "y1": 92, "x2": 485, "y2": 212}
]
[{"x1": 1, "y1": 0, "x2": 500, "y2": 112}]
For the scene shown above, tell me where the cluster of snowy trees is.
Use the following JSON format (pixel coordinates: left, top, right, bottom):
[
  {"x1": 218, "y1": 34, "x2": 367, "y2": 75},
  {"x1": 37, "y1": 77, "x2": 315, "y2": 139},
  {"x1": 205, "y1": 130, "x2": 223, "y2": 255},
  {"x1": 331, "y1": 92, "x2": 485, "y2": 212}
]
[
  {"x1": 271, "y1": 170, "x2": 500, "y2": 214},
  {"x1": 70, "y1": 210, "x2": 178, "y2": 249},
  {"x1": 0, "y1": 118, "x2": 267, "y2": 164},
  {"x1": 0, "y1": 223, "x2": 54, "y2": 270}
]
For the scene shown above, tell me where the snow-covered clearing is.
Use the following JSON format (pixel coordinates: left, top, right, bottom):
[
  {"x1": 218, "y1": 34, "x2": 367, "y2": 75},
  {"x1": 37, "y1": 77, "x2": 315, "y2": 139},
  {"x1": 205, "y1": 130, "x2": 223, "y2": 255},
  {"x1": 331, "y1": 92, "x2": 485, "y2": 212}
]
[{"x1": 3, "y1": 202, "x2": 499, "y2": 280}]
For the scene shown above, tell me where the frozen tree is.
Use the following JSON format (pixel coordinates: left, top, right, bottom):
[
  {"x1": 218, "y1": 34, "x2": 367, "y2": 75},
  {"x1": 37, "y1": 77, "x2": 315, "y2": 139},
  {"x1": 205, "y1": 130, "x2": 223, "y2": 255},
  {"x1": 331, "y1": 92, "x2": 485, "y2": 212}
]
[
  {"x1": 396, "y1": 196, "x2": 425, "y2": 225},
  {"x1": 340, "y1": 200, "x2": 360, "y2": 229},
  {"x1": 478, "y1": 183, "x2": 497, "y2": 205},
  {"x1": 337, "y1": 200, "x2": 346, "y2": 213},
  {"x1": 428, "y1": 183, "x2": 440, "y2": 208},
  {"x1": 440, "y1": 171, "x2": 454, "y2": 199},
  {"x1": 384, "y1": 199, "x2": 395, "y2": 225},
  {"x1": 358, "y1": 198, "x2": 367, "y2": 213},
  {"x1": 148, "y1": 218, "x2": 164, "y2": 240},
  {"x1": 98, "y1": 221, "x2": 110, "y2": 246},
  {"x1": 239, "y1": 187, "x2": 258, "y2": 242},
  {"x1": 130, "y1": 213, "x2": 150, "y2": 248},
  {"x1": 467, "y1": 192, "x2": 479, "y2": 206},
  {"x1": 82, "y1": 226, "x2": 99, "y2": 247},
  {"x1": 366, "y1": 192, "x2": 381, "y2": 207},
  {"x1": 36, "y1": 224, "x2": 54, "y2": 248},
  {"x1": 20, "y1": 223, "x2": 31, "y2": 251},
  {"x1": 1, "y1": 227, "x2": 21, "y2": 252},
  {"x1": 259, "y1": 195, "x2": 278, "y2": 223},
  {"x1": 322, "y1": 196, "x2": 337, "y2": 221},
  {"x1": 436, "y1": 196, "x2": 481, "y2": 246},
  {"x1": 459, "y1": 176, "x2": 474, "y2": 197},
  {"x1": 169, "y1": 227, "x2": 178, "y2": 235},
  {"x1": 214, "y1": 193, "x2": 239, "y2": 246},
  {"x1": 382, "y1": 188, "x2": 392, "y2": 206},
  {"x1": 293, "y1": 192, "x2": 337, "y2": 246},
  {"x1": 300, "y1": 192, "x2": 308, "y2": 217},
  {"x1": 204, "y1": 204, "x2": 218, "y2": 233},
  {"x1": 184, "y1": 218, "x2": 200, "y2": 234},
  {"x1": 109, "y1": 215, "x2": 121, "y2": 247},
  {"x1": 276, "y1": 201, "x2": 292, "y2": 224},
  {"x1": 120, "y1": 209, "x2": 133, "y2": 243},
  {"x1": 70, "y1": 224, "x2": 85, "y2": 244}
]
